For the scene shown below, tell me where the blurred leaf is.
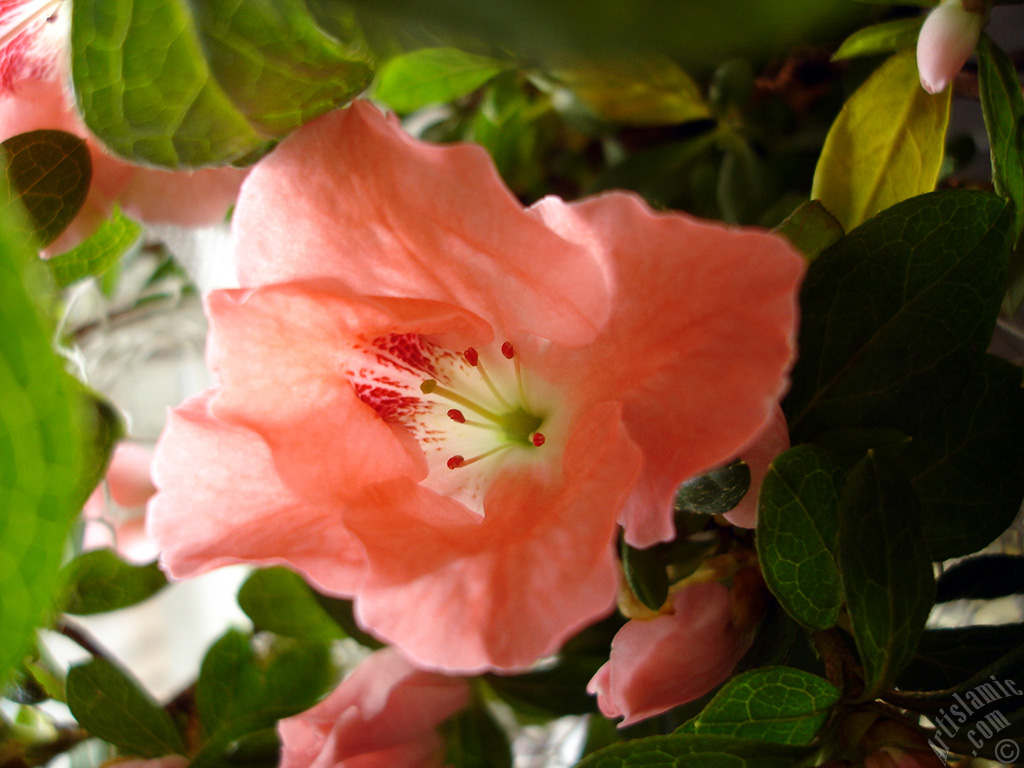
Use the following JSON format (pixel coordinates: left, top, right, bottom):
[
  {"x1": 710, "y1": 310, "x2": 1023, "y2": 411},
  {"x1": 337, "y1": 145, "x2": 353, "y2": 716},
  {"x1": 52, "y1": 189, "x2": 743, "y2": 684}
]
[
  {"x1": 375, "y1": 47, "x2": 509, "y2": 112},
  {"x1": 237, "y1": 567, "x2": 345, "y2": 643},
  {"x1": 936, "y1": 555, "x2": 1024, "y2": 603},
  {"x1": 575, "y1": 733, "x2": 812, "y2": 768},
  {"x1": 756, "y1": 446, "x2": 844, "y2": 630},
  {"x1": 557, "y1": 57, "x2": 711, "y2": 125},
  {"x1": 904, "y1": 355, "x2": 1024, "y2": 560},
  {"x1": 66, "y1": 657, "x2": 186, "y2": 757},
  {"x1": 468, "y1": 74, "x2": 541, "y2": 194},
  {"x1": 832, "y1": 17, "x2": 924, "y2": 61},
  {"x1": 485, "y1": 654, "x2": 604, "y2": 717},
  {"x1": 311, "y1": 592, "x2": 386, "y2": 649},
  {"x1": 62, "y1": 550, "x2": 168, "y2": 615},
  {"x1": 223, "y1": 728, "x2": 280, "y2": 767},
  {"x1": 620, "y1": 540, "x2": 669, "y2": 612},
  {"x1": 46, "y1": 207, "x2": 142, "y2": 288},
  {"x1": 812, "y1": 49, "x2": 950, "y2": 231},
  {"x1": 717, "y1": 138, "x2": 768, "y2": 225},
  {"x1": 71, "y1": 0, "x2": 373, "y2": 168},
  {"x1": 774, "y1": 200, "x2": 844, "y2": 262},
  {"x1": 785, "y1": 191, "x2": 1013, "y2": 440},
  {"x1": 810, "y1": 427, "x2": 911, "y2": 469},
  {"x1": 897, "y1": 623, "x2": 1024, "y2": 691},
  {"x1": 196, "y1": 630, "x2": 262, "y2": 738},
  {"x1": 0, "y1": 172, "x2": 86, "y2": 687},
  {"x1": 443, "y1": 697, "x2": 513, "y2": 768},
  {"x1": 678, "y1": 667, "x2": 840, "y2": 745},
  {"x1": 674, "y1": 459, "x2": 751, "y2": 516},
  {"x1": 838, "y1": 453, "x2": 935, "y2": 700},
  {"x1": 0, "y1": 130, "x2": 91, "y2": 248}
]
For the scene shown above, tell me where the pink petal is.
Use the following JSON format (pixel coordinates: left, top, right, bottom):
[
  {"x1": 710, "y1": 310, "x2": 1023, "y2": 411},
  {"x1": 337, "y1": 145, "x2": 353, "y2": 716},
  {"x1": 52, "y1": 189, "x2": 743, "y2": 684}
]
[
  {"x1": 231, "y1": 101, "x2": 609, "y2": 347},
  {"x1": 147, "y1": 390, "x2": 365, "y2": 594},
  {"x1": 345, "y1": 402, "x2": 641, "y2": 673},
  {"x1": 722, "y1": 405, "x2": 790, "y2": 528},
  {"x1": 105, "y1": 442, "x2": 156, "y2": 509},
  {"x1": 279, "y1": 647, "x2": 469, "y2": 768},
  {"x1": 530, "y1": 194, "x2": 804, "y2": 547},
  {"x1": 916, "y1": 0, "x2": 984, "y2": 94}
]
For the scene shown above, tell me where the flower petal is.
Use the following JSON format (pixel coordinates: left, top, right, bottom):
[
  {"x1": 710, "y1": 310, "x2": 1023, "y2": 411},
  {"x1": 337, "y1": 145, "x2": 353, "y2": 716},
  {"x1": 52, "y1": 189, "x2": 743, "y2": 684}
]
[
  {"x1": 147, "y1": 390, "x2": 365, "y2": 594},
  {"x1": 345, "y1": 402, "x2": 641, "y2": 673},
  {"x1": 530, "y1": 193, "x2": 804, "y2": 547},
  {"x1": 231, "y1": 101, "x2": 610, "y2": 346}
]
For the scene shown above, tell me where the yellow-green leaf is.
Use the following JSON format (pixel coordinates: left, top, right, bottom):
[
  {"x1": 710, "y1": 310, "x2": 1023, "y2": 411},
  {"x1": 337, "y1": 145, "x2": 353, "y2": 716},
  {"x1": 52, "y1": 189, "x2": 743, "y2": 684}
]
[{"x1": 811, "y1": 49, "x2": 950, "y2": 231}]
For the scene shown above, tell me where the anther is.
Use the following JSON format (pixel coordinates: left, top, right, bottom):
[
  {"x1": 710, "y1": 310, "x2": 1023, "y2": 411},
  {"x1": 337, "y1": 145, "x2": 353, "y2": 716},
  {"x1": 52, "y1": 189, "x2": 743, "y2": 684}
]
[
  {"x1": 420, "y1": 379, "x2": 437, "y2": 394},
  {"x1": 501, "y1": 342, "x2": 515, "y2": 359},
  {"x1": 464, "y1": 348, "x2": 479, "y2": 366},
  {"x1": 532, "y1": 433, "x2": 546, "y2": 447},
  {"x1": 447, "y1": 455, "x2": 465, "y2": 469},
  {"x1": 447, "y1": 409, "x2": 466, "y2": 423}
]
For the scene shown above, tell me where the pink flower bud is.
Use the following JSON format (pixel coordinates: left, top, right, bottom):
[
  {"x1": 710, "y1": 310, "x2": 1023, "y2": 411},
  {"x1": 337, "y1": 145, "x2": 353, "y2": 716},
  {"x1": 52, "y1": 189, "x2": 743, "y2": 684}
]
[{"x1": 916, "y1": 0, "x2": 986, "y2": 94}]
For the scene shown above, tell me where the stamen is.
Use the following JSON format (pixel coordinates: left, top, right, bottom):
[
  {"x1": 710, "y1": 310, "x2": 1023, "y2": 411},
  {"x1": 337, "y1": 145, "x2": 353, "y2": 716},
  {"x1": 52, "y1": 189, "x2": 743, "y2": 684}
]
[
  {"x1": 422, "y1": 379, "x2": 502, "y2": 422},
  {"x1": 532, "y1": 433, "x2": 546, "y2": 447},
  {"x1": 447, "y1": 409, "x2": 466, "y2": 423},
  {"x1": 501, "y1": 342, "x2": 515, "y2": 359},
  {"x1": 447, "y1": 455, "x2": 465, "y2": 469},
  {"x1": 464, "y1": 348, "x2": 479, "y2": 366},
  {"x1": 446, "y1": 444, "x2": 512, "y2": 469}
]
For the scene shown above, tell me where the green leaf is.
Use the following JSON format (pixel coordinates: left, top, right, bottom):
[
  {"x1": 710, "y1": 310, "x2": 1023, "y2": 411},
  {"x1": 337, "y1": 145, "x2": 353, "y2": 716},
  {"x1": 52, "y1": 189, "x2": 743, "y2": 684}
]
[
  {"x1": 66, "y1": 657, "x2": 186, "y2": 757},
  {"x1": 443, "y1": 697, "x2": 513, "y2": 768},
  {"x1": 575, "y1": 733, "x2": 811, "y2": 768},
  {"x1": 785, "y1": 190, "x2": 1013, "y2": 440},
  {"x1": 237, "y1": 567, "x2": 345, "y2": 643},
  {"x1": 897, "y1": 623, "x2": 1024, "y2": 691},
  {"x1": 0, "y1": 130, "x2": 91, "y2": 248},
  {"x1": 312, "y1": 592, "x2": 386, "y2": 650},
  {"x1": 71, "y1": 0, "x2": 373, "y2": 168},
  {"x1": 717, "y1": 138, "x2": 768, "y2": 225},
  {"x1": 756, "y1": 446, "x2": 844, "y2": 630},
  {"x1": 674, "y1": 460, "x2": 751, "y2": 516},
  {"x1": 679, "y1": 667, "x2": 840, "y2": 745},
  {"x1": 936, "y1": 555, "x2": 1024, "y2": 603},
  {"x1": 196, "y1": 629, "x2": 262, "y2": 738},
  {"x1": 621, "y1": 540, "x2": 669, "y2": 611},
  {"x1": 61, "y1": 550, "x2": 168, "y2": 615},
  {"x1": 837, "y1": 453, "x2": 935, "y2": 700},
  {"x1": 556, "y1": 57, "x2": 711, "y2": 126},
  {"x1": 903, "y1": 355, "x2": 1024, "y2": 559},
  {"x1": 46, "y1": 208, "x2": 142, "y2": 288},
  {"x1": 375, "y1": 47, "x2": 509, "y2": 113},
  {"x1": 485, "y1": 654, "x2": 604, "y2": 717},
  {"x1": 832, "y1": 17, "x2": 924, "y2": 61},
  {"x1": 0, "y1": 171, "x2": 87, "y2": 687},
  {"x1": 773, "y1": 200, "x2": 844, "y2": 262},
  {"x1": 811, "y1": 49, "x2": 950, "y2": 231}
]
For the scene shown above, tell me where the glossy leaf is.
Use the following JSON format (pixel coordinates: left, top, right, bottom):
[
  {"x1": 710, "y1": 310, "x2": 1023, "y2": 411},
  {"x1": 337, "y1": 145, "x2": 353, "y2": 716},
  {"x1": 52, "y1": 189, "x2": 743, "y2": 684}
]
[
  {"x1": 62, "y1": 550, "x2": 167, "y2": 615},
  {"x1": 674, "y1": 460, "x2": 751, "y2": 516},
  {"x1": 237, "y1": 567, "x2": 345, "y2": 643},
  {"x1": 756, "y1": 446, "x2": 844, "y2": 630},
  {"x1": 774, "y1": 200, "x2": 843, "y2": 262},
  {"x1": 786, "y1": 191, "x2": 1013, "y2": 440},
  {"x1": 0, "y1": 130, "x2": 91, "y2": 248},
  {"x1": 71, "y1": 0, "x2": 373, "y2": 168},
  {"x1": 832, "y1": 17, "x2": 923, "y2": 61},
  {"x1": 811, "y1": 49, "x2": 950, "y2": 231},
  {"x1": 575, "y1": 733, "x2": 810, "y2": 768},
  {"x1": 935, "y1": 555, "x2": 1024, "y2": 603},
  {"x1": 0, "y1": 178, "x2": 86, "y2": 686},
  {"x1": 375, "y1": 47, "x2": 509, "y2": 113},
  {"x1": 897, "y1": 623, "x2": 1024, "y2": 691},
  {"x1": 66, "y1": 657, "x2": 186, "y2": 758},
  {"x1": 838, "y1": 453, "x2": 935, "y2": 700},
  {"x1": 678, "y1": 667, "x2": 840, "y2": 745},
  {"x1": 621, "y1": 540, "x2": 669, "y2": 611},
  {"x1": 904, "y1": 355, "x2": 1024, "y2": 560},
  {"x1": 46, "y1": 207, "x2": 142, "y2": 288}
]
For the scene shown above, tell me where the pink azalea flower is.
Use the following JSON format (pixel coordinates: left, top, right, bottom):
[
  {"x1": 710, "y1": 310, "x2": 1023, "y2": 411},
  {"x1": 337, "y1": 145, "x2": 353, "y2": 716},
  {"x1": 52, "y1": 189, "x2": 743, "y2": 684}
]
[
  {"x1": 722, "y1": 405, "x2": 790, "y2": 529},
  {"x1": 916, "y1": 0, "x2": 986, "y2": 94},
  {"x1": 279, "y1": 648, "x2": 470, "y2": 768},
  {"x1": 588, "y1": 572, "x2": 764, "y2": 727},
  {"x1": 0, "y1": 1, "x2": 247, "y2": 253},
  {"x1": 83, "y1": 442, "x2": 160, "y2": 563},
  {"x1": 148, "y1": 100, "x2": 803, "y2": 673}
]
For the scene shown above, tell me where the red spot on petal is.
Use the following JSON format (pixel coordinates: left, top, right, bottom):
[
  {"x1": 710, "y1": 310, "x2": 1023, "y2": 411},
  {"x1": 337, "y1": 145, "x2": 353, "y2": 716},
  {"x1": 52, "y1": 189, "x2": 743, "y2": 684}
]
[
  {"x1": 532, "y1": 433, "x2": 546, "y2": 447},
  {"x1": 447, "y1": 409, "x2": 466, "y2": 423},
  {"x1": 501, "y1": 342, "x2": 515, "y2": 359},
  {"x1": 447, "y1": 455, "x2": 465, "y2": 469},
  {"x1": 464, "y1": 348, "x2": 479, "y2": 366}
]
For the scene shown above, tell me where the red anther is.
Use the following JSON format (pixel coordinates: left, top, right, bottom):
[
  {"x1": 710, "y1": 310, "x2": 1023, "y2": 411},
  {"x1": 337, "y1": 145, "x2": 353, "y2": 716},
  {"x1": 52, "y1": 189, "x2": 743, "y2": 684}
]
[
  {"x1": 532, "y1": 433, "x2": 546, "y2": 447},
  {"x1": 464, "y1": 348, "x2": 479, "y2": 366},
  {"x1": 447, "y1": 455, "x2": 465, "y2": 469},
  {"x1": 501, "y1": 341, "x2": 515, "y2": 359},
  {"x1": 447, "y1": 409, "x2": 466, "y2": 423}
]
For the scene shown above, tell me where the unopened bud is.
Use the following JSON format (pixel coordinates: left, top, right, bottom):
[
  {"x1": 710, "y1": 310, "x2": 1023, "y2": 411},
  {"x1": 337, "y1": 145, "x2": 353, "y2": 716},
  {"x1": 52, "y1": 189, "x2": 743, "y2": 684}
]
[{"x1": 916, "y1": 0, "x2": 987, "y2": 94}]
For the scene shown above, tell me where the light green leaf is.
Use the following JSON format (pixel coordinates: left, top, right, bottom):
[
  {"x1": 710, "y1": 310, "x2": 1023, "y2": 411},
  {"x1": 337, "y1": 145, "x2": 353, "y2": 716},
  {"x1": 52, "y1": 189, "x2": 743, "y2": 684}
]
[
  {"x1": 0, "y1": 130, "x2": 91, "y2": 248},
  {"x1": 71, "y1": 0, "x2": 373, "y2": 168},
  {"x1": 62, "y1": 550, "x2": 168, "y2": 615},
  {"x1": 756, "y1": 446, "x2": 844, "y2": 630},
  {"x1": 838, "y1": 453, "x2": 935, "y2": 700},
  {"x1": 375, "y1": 47, "x2": 510, "y2": 113},
  {"x1": 66, "y1": 657, "x2": 186, "y2": 757},
  {"x1": 811, "y1": 48, "x2": 950, "y2": 231},
  {"x1": 832, "y1": 17, "x2": 924, "y2": 61},
  {"x1": 773, "y1": 200, "x2": 844, "y2": 262},
  {"x1": 679, "y1": 667, "x2": 840, "y2": 745},
  {"x1": 46, "y1": 207, "x2": 142, "y2": 288}
]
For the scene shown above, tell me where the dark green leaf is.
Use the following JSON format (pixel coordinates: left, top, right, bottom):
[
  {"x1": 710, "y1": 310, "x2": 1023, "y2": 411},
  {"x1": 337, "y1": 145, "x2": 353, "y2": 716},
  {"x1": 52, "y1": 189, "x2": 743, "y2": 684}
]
[
  {"x1": 71, "y1": 0, "x2": 373, "y2": 168},
  {"x1": 237, "y1": 567, "x2": 345, "y2": 643},
  {"x1": 312, "y1": 592, "x2": 385, "y2": 649},
  {"x1": 66, "y1": 657, "x2": 185, "y2": 757},
  {"x1": 486, "y1": 655, "x2": 604, "y2": 717},
  {"x1": 375, "y1": 47, "x2": 509, "y2": 113},
  {"x1": 773, "y1": 200, "x2": 843, "y2": 263},
  {"x1": 196, "y1": 629, "x2": 263, "y2": 739},
  {"x1": 810, "y1": 427, "x2": 911, "y2": 469},
  {"x1": 46, "y1": 208, "x2": 142, "y2": 288},
  {"x1": 0, "y1": 130, "x2": 91, "y2": 248},
  {"x1": 223, "y1": 728, "x2": 280, "y2": 767},
  {"x1": 0, "y1": 171, "x2": 87, "y2": 687},
  {"x1": 575, "y1": 733, "x2": 812, "y2": 768},
  {"x1": 756, "y1": 446, "x2": 844, "y2": 630},
  {"x1": 717, "y1": 139, "x2": 767, "y2": 225},
  {"x1": 61, "y1": 550, "x2": 167, "y2": 615},
  {"x1": 904, "y1": 355, "x2": 1024, "y2": 559},
  {"x1": 678, "y1": 667, "x2": 840, "y2": 745},
  {"x1": 621, "y1": 540, "x2": 669, "y2": 611},
  {"x1": 443, "y1": 697, "x2": 513, "y2": 768},
  {"x1": 936, "y1": 555, "x2": 1024, "y2": 603},
  {"x1": 674, "y1": 460, "x2": 751, "y2": 516},
  {"x1": 897, "y1": 624, "x2": 1024, "y2": 691},
  {"x1": 832, "y1": 17, "x2": 923, "y2": 61},
  {"x1": 785, "y1": 190, "x2": 1013, "y2": 440},
  {"x1": 838, "y1": 453, "x2": 935, "y2": 699}
]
